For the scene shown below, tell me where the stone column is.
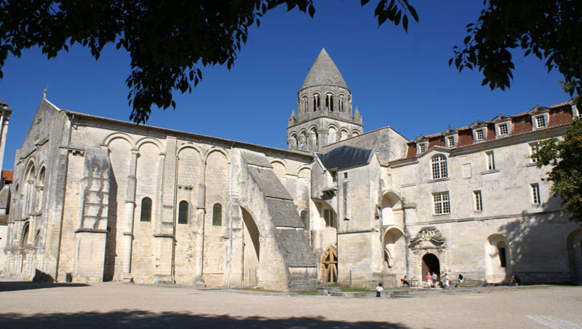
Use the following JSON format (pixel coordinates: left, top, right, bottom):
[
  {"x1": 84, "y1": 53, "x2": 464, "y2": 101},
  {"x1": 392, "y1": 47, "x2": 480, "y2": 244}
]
[
  {"x1": 121, "y1": 149, "x2": 139, "y2": 282},
  {"x1": 153, "y1": 148, "x2": 176, "y2": 284},
  {"x1": 193, "y1": 159, "x2": 206, "y2": 286}
]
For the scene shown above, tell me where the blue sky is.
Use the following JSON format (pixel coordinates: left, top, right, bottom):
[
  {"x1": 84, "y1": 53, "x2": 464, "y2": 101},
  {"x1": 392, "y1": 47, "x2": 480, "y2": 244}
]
[{"x1": 0, "y1": 1, "x2": 568, "y2": 170}]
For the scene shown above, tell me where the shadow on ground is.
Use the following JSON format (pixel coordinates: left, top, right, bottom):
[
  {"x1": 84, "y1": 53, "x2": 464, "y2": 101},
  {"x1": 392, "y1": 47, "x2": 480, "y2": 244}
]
[
  {"x1": 0, "y1": 281, "x2": 89, "y2": 292},
  {"x1": 0, "y1": 311, "x2": 411, "y2": 329}
]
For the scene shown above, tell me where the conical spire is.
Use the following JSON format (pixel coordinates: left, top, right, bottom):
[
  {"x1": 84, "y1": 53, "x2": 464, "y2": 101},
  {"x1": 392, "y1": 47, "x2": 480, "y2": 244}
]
[{"x1": 301, "y1": 48, "x2": 348, "y2": 89}]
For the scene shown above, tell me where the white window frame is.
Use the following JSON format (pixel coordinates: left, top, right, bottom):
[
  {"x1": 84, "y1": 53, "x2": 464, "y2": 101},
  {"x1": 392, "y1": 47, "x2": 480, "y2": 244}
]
[
  {"x1": 531, "y1": 183, "x2": 541, "y2": 205},
  {"x1": 496, "y1": 122, "x2": 510, "y2": 137},
  {"x1": 431, "y1": 155, "x2": 448, "y2": 180},
  {"x1": 433, "y1": 192, "x2": 450, "y2": 215},
  {"x1": 417, "y1": 142, "x2": 428, "y2": 155},
  {"x1": 532, "y1": 113, "x2": 549, "y2": 130},
  {"x1": 474, "y1": 128, "x2": 486, "y2": 142},
  {"x1": 473, "y1": 190, "x2": 483, "y2": 212},
  {"x1": 486, "y1": 151, "x2": 496, "y2": 171},
  {"x1": 446, "y1": 135, "x2": 456, "y2": 147}
]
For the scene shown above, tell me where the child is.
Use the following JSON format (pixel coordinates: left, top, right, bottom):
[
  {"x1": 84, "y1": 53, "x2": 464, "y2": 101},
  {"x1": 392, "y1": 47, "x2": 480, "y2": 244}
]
[{"x1": 376, "y1": 282, "x2": 384, "y2": 297}]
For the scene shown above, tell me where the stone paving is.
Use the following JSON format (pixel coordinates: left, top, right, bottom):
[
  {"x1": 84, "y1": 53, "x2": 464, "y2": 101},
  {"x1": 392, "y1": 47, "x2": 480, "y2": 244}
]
[{"x1": 0, "y1": 279, "x2": 580, "y2": 329}]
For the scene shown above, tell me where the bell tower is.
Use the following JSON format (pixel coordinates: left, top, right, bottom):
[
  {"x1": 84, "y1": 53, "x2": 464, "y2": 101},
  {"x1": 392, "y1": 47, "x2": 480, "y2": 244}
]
[{"x1": 287, "y1": 49, "x2": 363, "y2": 152}]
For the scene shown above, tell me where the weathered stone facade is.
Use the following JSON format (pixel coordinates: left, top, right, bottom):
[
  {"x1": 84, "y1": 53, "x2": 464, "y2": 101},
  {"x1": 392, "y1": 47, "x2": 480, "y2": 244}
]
[{"x1": 3, "y1": 49, "x2": 582, "y2": 289}]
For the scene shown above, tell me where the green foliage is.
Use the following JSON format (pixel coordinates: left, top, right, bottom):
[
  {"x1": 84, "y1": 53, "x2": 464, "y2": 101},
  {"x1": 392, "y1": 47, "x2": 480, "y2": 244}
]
[
  {"x1": 451, "y1": 0, "x2": 582, "y2": 105},
  {"x1": 0, "y1": 0, "x2": 417, "y2": 124},
  {"x1": 533, "y1": 118, "x2": 582, "y2": 222}
]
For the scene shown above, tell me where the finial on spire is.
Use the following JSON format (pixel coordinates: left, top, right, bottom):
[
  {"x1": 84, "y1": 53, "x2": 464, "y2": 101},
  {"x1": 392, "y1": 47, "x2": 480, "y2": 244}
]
[{"x1": 43, "y1": 88, "x2": 47, "y2": 99}]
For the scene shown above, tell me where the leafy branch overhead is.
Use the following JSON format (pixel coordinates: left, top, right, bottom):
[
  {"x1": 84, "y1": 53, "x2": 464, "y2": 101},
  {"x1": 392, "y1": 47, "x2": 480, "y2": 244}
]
[
  {"x1": 0, "y1": 0, "x2": 417, "y2": 124},
  {"x1": 451, "y1": 0, "x2": 582, "y2": 106}
]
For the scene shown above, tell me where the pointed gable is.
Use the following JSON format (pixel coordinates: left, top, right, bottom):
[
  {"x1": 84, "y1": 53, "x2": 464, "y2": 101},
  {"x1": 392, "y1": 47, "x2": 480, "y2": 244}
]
[{"x1": 301, "y1": 48, "x2": 348, "y2": 89}]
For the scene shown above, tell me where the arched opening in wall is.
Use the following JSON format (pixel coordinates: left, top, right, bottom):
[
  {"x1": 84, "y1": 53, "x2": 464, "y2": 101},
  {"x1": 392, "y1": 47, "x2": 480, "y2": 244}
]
[
  {"x1": 20, "y1": 222, "x2": 29, "y2": 272},
  {"x1": 340, "y1": 129, "x2": 348, "y2": 141},
  {"x1": 326, "y1": 93, "x2": 334, "y2": 111},
  {"x1": 321, "y1": 247, "x2": 338, "y2": 284},
  {"x1": 241, "y1": 207, "x2": 260, "y2": 287},
  {"x1": 328, "y1": 127, "x2": 337, "y2": 145},
  {"x1": 310, "y1": 128, "x2": 319, "y2": 150},
  {"x1": 351, "y1": 131, "x2": 360, "y2": 137},
  {"x1": 23, "y1": 163, "x2": 35, "y2": 217},
  {"x1": 422, "y1": 253, "x2": 440, "y2": 282},
  {"x1": 567, "y1": 229, "x2": 582, "y2": 285},
  {"x1": 313, "y1": 94, "x2": 320, "y2": 112},
  {"x1": 339, "y1": 95, "x2": 345, "y2": 112},
  {"x1": 485, "y1": 234, "x2": 511, "y2": 283},
  {"x1": 302, "y1": 96, "x2": 308, "y2": 113},
  {"x1": 36, "y1": 167, "x2": 46, "y2": 212},
  {"x1": 300, "y1": 131, "x2": 308, "y2": 150},
  {"x1": 289, "y1": 134, "x2": 298, "y2": 150},
  {"x1": 383, "y1": 227, "x2": 404, "y2": 268},
  {"x1": 381, "y1": 192, "x2": 401, "y2": 226}
]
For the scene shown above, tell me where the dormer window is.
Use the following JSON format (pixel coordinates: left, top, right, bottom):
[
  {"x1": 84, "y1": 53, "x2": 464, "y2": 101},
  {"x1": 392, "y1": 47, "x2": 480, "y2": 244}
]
[
  {"x1": 413, "y1": 135, "x2": 428, "y2": 156},
  {"x1": 529, "y1": 105, "x2": 549, "y2": 131},
  {"x1": 476, "y1": 129, "x2": 485, "y2": 141},
  {"x1": 470, "y1": 120, "x2": 487, "y2": 142},
  {"x1": 417, "y1": 142, "x2": 427, "y2": 155},
  {"x1": 447, "y1": 136, "x2": 455, "y2": 147},
  {"x1": 535, "y1": 115, "x2": 546, "y2": 129},
  {"x1": 492, "y1": 113, "x2": 512, "y2": 138},
  {"x1": 442, "y1": 126, "x2": 457, "y2": 148}
]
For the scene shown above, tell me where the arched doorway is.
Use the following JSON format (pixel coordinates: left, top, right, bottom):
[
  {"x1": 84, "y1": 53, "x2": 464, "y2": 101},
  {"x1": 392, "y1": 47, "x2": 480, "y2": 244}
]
[
  {"x1": 241, "y1": 207, "x2": 260, "y2": 287},
  {"x1": 485, "y1": 234, "x2": 511, "y2": 283},
  {"x1": 321, "y1": 247, "x2": 338, "y2": 284},
  {"x1": 422, "y1": 253, "x2": 440, "y2": 281}
]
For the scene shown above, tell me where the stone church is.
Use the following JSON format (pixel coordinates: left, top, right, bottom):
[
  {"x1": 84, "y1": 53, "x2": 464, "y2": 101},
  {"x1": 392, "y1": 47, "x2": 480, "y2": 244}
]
[{"x1": 3, "y1": 49, "x2": 582, "y2": 290}]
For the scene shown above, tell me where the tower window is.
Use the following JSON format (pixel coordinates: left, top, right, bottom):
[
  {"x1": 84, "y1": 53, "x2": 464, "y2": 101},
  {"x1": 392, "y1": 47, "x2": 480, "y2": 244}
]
[
  {"x1": 313, "y1": 94, "x2": 320, "y2": 111},
  {"x1": 326, "y1": 93, "x2": 334, "y2": 112},
  {"x1": 339, "y1": 95, "x2": 344, "y2": 112}
]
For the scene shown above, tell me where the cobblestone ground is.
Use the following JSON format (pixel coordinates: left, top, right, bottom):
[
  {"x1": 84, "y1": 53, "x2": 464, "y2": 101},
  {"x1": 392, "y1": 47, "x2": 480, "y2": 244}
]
[{"x1": 0, "y1": 280, "x2": 580, "y2": 329}]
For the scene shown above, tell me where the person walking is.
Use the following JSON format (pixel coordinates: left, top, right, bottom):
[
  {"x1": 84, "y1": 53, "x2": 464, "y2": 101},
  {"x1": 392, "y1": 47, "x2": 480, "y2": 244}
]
[{"x1": 444, "y1": 273, "x2": 450, "y2": 289}]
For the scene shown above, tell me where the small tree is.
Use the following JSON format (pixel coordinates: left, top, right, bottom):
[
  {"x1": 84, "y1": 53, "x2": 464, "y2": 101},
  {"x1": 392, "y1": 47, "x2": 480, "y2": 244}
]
[{"x1": 533, "y1": 117, "x2": 582, "y2": 222}]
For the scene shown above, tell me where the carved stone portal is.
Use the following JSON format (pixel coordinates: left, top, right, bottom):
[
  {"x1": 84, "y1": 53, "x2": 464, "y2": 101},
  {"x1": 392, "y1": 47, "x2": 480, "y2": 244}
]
[{"x1": 409, "y1": 227, "x2": 448, "y2": 283}]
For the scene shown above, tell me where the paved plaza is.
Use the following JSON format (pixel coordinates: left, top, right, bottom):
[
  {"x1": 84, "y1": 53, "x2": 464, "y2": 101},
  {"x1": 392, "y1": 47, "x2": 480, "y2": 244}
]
[{"x1": 0, "y1": 279, "x2": 580, "y2": 329}]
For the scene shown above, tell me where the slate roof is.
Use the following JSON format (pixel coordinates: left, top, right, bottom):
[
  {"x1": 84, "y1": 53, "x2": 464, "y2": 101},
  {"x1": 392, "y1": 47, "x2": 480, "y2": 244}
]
[
  {"x1": 301, "y1": 48, "x2": 348, "y2": 89},
  {"x1": 317, "y1": 145, "x2": 373, "y2": 170}
]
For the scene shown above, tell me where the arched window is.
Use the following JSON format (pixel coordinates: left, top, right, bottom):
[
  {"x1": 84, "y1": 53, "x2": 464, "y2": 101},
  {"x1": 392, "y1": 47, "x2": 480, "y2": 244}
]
[
  {"x1": 431, "y1": 155, "x2": 448, "y2": 180},
  {"x1": 140, "y1": 197, "x2": 152, "y2": 222},
  {"x1": 302, "y1": 96, "x2": 308, "y2": 113},
  {"x1": 21, "y1": 222, "x2": 29, "y2": 248},
  {"x1": 326, "y1": 93, "x2": 334, "y2": 111},
  {"x1": 313, "y1": 94, "x2": 320, "y2": 111},
  {"x1": 300, "y1": 210, "x2": 308, "y2": 230},
  {"x1": 339, "y1": 95, "x2": 345, "y2": 112},
  {"x1": 212, "y1": 203, "x2": 222, "y2": 226},
  {"x1": 178, "y1": 200, "x2": 189, "y2": 224},
  {"x1": 36, "y1": 167, "x2": 46, "y2": 212}
]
